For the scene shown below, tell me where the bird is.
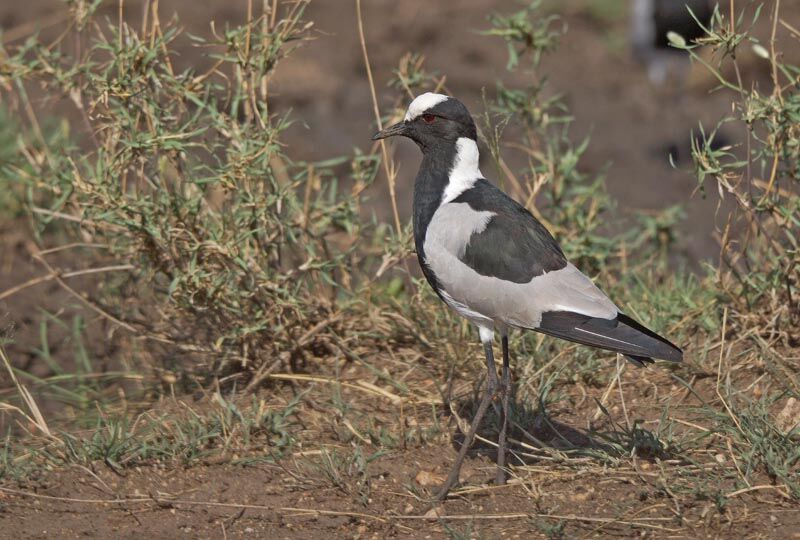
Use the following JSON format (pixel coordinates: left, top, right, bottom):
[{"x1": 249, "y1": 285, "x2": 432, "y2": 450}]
[
  {"x1": 631, "y1": 0, "x2": 713, "y2": 84},
  {"x1": 372, "y1": 92, "x2": 683, "y2": 501}
]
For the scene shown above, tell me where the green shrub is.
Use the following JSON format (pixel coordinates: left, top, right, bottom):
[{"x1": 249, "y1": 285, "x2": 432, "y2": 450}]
[
  {"x1": 0, "y1": 1, "x2": 378, "y2": 380},
  {"x1": 686, "y1": 5, "x2": 799, "y2": 362}
]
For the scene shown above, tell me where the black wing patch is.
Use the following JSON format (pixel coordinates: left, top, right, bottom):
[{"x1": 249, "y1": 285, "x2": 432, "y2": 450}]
[
  {"x1": 452, "y1": 180, "x2": 567, "y2": 283},
  {"x1": 536, "y1": 310, "x2": 683, "y2": 363}
]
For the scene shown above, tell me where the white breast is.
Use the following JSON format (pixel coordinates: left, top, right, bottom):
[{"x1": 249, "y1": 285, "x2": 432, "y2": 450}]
[{"x1": 441, "y1": 138, "x2": 483, "y2": 204}]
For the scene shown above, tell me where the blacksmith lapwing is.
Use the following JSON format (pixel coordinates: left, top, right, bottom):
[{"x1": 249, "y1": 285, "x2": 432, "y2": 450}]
[{"x1": 373, "y1": 93, "x2": 682, "y2": 501}]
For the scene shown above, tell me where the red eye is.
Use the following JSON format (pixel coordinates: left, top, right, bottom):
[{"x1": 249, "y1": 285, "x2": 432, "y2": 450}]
[{"x1": 422, "y1": 113, "x2": 436, "y2": 124}]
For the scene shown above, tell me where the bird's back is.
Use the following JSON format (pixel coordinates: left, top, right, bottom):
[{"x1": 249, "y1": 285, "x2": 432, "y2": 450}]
[{"x1": 418, "y1": 178, "x2": 619, "y2": 329}]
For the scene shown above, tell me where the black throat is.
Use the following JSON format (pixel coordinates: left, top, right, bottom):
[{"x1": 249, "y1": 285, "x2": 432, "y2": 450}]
[
  {"x1": 411, "y1": 139, "x2": 467, "y2": 298},
  {"x1": 412, "y1": 141, "x2": 459, "y2": 265}
]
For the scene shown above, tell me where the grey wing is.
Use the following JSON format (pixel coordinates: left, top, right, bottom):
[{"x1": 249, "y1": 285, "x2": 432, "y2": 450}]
[
  {"x1": 427, "y1": 183, "x2": 682, "y2": 364},
  {"x1": 458, "y1": 207, "x2": 567, "y2": 283},
  {"x1": 424, "y1": 203, "x2": 618, "y2": 328}
]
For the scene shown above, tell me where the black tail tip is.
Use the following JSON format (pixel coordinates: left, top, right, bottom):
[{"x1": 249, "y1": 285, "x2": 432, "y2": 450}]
[
  {"x1": 658, "y1": 345, "x2": 684, "y2": 363},
  {"x1": 616, "y1": 313, "x2": 684, "y2": 364}
]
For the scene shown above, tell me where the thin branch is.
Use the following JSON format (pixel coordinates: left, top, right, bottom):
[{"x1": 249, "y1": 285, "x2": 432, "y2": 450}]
[
  {"x1": 355, "y1": 0, "x2": 402, "y2": 238},
  {"x1": 30, "y1": 251, "x2": 137, "y2": 333},
  {"x1": 0, "y1": 347, "x2": 56, "y2": 439},
  {"x1": 0, "y1": 264, "x2": 135, "y2": 302}
]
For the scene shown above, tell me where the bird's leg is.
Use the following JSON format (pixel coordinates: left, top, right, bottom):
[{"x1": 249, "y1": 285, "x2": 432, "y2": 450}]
[
  {"x1": 496, "y1": 334, "x2": 511, "y2": 485},
  {"x1": 433, "y1": 336, "x2": 497, "y2": 502}
]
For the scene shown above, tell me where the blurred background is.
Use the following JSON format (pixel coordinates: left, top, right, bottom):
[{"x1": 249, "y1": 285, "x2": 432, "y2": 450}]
[{"x1": 3, "y1": 0, "x2": 798, "y2": 265}]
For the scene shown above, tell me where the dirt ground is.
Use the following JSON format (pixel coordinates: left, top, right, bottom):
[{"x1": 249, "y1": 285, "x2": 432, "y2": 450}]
[
  {"x1": 3, "y1": 458, "x2": 798, "y2": 539},
  {"x1": 2, "y1": 1, "x2": 799, "y2": 538},
  {"x1": 2, "y1": 363, "x2": 799, "y2": 539}
]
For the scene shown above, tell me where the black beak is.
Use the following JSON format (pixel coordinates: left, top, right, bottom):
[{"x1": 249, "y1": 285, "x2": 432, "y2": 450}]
[{"x1": 372, "y1": 121, "x2": 408, "y2": 140}]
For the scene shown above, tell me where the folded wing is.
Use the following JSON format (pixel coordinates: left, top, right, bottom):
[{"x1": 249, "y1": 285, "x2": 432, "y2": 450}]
[{"x1": 535, "y1": 311, "x2": 683, "y2": 365}]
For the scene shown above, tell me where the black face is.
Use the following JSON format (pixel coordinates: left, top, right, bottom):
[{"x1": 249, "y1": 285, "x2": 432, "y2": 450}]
[{"x1": 372, "y1": 97, "x2": 477, "y2": 151}]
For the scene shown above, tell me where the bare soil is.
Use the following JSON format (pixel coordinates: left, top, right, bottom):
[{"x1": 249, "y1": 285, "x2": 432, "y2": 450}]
[
  {"x1": 3, "y1": 363, "x2": 798, "y2": 539},
  {"x1": 3, "y1": 462, "x2": 797, "y2": 539}
]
